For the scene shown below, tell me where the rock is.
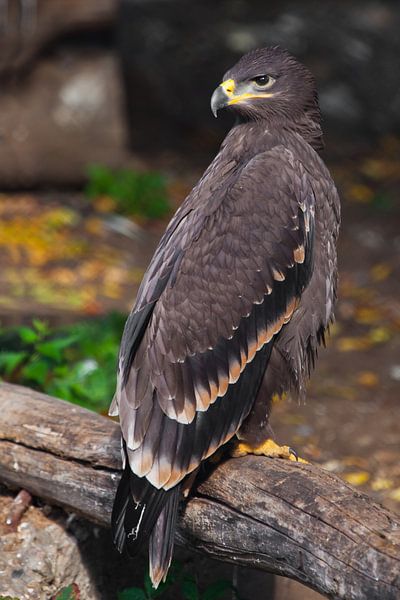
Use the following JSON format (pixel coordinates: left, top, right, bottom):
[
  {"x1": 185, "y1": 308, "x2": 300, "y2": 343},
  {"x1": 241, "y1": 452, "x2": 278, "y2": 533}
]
[
  {"x1": 0, "y1": 50, "x2": 137, "y2": 187},
  {"x1": 0, "y1": 492, "x2": 98, "y2": 599}
]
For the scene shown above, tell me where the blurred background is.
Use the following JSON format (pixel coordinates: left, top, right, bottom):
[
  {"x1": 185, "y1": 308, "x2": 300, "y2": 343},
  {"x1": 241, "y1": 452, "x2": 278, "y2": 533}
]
[{"x1": 0, "y1": 1, "x2": 399, "y2": 599}]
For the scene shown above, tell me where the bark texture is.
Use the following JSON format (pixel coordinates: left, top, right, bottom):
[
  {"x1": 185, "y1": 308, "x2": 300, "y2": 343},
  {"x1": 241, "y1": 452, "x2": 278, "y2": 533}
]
[{"x1": 0, "y1": 383, "x2": 399, "y2": 600}]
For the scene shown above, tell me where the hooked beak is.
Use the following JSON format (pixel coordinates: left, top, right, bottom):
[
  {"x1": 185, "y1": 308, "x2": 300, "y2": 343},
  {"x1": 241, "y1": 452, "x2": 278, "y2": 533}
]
[
  {"x1": 210, "y1": 79, "x2": 235, "y2": 117},
  {"x1": 211, "y1": 77, "x2": 277, "y2": 117}
]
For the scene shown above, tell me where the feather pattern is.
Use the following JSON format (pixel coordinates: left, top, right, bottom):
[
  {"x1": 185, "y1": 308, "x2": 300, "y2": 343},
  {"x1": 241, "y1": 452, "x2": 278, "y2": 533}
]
[
  {"x1": 110, "y1": 47, "x2": 340, "y2": 589},
  {"x1": 114, "y1": 143, "x2": 316, "y2": 489}
]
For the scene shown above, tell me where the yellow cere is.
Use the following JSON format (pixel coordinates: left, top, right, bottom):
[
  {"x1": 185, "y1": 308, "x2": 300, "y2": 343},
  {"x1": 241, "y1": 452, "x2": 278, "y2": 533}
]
[
  {"x1": 228, "y1": 92, "x2": 275, "y2": 105},
  {"x1": 220, "y1": 79, "x2": 236, "y2": 96}
]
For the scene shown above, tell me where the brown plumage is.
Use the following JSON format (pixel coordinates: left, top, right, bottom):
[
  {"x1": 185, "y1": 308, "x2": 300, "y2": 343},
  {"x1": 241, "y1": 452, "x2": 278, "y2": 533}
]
[{"x1": 109, "y1": 46, "x2": 340, "y2": 587}]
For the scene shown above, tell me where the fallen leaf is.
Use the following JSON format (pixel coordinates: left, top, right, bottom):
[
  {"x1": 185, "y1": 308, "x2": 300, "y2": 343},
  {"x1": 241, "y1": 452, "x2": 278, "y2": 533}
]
[
  {"x1": 361, "y1": 158, "x2": 399, "y2": 180},
  {"x1": 344, "y1": 471, "x2": 370, "y2": 486},
  {"x1": 371, "y1": 478, "x2": 393, "y2": 491},
  {"x1": 371, "y1": 263, "x2": 392, "y2": 282},
  {"x1": 368, "y1": 327, "x2": 391, "y2": 344},
  {"x1": 84, "y1": 217, "x2": 104, "y2": 236},
  {"x1": 93, "y1": 195, "x2": 117, "y2": 213},
  {"x1": 388, "y1": 488, "x2": 400, "y2": 502},
  {"x1": 355, "y1": 306, "x2": 382, "y2": 324},
  {"x1": 356, "y1": 371, "x2": 379, "y2": 388},
  {"x1": 337, "y1": 337, "x2": 371, "y2": 352},
  {"x1": 347, "y1": 183, "x2": 374, "y2": 203}
]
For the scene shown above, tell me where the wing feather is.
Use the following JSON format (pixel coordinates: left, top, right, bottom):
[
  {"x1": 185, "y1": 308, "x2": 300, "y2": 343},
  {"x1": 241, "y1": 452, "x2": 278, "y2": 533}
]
[{"x1": 113, "y1": 145, "x2": 316, "y2": 489}]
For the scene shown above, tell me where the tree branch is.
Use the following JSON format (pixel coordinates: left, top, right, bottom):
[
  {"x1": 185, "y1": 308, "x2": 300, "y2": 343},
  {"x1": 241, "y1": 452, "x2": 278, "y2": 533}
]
[{"x1": 0, "y1": 383, "x2": 398, "y2": 600}]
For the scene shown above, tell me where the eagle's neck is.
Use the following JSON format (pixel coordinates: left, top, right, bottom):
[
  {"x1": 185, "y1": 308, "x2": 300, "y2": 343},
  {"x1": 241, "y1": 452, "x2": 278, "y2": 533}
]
[
  {"x1": 284, "y1": 113, "x2": 324, "y2": 151},
  {"x1": 231, "y1": 101, "x2": 324, "y2": 152}
]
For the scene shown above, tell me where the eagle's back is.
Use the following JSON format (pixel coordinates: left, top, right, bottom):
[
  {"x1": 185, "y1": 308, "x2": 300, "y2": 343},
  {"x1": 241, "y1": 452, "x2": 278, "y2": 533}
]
[{"x1": 110, "y1": 124, "x2": 340, "y2": 586}]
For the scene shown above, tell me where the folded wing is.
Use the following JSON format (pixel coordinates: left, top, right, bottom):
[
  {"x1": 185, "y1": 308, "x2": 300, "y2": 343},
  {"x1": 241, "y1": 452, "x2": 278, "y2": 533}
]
[{"x1": 111, "y1": 146, "x2": 315, "y2": 490}]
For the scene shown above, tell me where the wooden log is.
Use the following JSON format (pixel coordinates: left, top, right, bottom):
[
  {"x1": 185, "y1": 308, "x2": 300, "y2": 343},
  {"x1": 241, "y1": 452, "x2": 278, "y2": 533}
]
[{"x1": 0, "y1": 382, "x2": 399, "y2": 600}]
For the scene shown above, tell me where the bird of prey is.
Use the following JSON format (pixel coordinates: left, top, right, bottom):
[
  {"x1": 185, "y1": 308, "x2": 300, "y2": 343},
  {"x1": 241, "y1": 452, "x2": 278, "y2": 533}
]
[{"x1": 109, "y1": 46, "x2": 340, "y2": 587}]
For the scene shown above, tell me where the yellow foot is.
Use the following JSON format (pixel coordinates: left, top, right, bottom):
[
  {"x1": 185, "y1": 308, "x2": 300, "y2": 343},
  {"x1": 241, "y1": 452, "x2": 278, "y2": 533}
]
[{"x1": 232, "y1": 438, "x2": 308, "y2": 463}]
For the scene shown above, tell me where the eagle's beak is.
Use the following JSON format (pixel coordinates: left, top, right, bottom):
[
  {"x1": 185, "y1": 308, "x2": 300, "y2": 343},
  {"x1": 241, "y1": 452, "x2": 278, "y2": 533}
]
[
  {"x1": 211, "y1": 78, "x2": 277, "y2": 117},
  {"x1": 211, "y1": 79, "x2": 235, "y2": 117}
]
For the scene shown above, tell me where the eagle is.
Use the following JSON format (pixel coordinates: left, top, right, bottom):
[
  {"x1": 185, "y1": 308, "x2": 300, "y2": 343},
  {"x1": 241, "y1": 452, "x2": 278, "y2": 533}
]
[{"x1": 109, "y1": 47, "x2": 340, "y2": 587}]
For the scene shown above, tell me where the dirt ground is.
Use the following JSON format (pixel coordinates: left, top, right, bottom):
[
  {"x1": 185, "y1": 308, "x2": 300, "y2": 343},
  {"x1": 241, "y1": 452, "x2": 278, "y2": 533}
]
[{"x1": 0, "y1": 134, "x2": 399, "y2": 598}]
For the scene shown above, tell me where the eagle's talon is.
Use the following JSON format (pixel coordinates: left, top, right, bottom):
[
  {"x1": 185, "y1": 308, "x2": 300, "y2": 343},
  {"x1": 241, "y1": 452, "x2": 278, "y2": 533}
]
[{"x1": 232, "y1": 438, "x2": 308, "y2": 463}]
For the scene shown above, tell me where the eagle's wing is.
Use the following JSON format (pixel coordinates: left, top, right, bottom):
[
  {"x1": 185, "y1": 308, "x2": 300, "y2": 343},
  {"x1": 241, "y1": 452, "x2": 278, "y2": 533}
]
[{"x1": 111, "y1": 145, "x2": 315, "y2": 491}]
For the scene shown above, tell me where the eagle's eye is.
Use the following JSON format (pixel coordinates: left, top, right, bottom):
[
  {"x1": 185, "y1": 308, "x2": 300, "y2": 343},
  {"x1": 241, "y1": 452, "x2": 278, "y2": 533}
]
[{"x1": 252, "y1": 75, "x2": 275, "y2": 89}]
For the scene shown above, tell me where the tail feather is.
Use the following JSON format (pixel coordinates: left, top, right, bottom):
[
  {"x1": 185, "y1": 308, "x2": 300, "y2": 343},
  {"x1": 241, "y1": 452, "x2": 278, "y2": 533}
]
[
  {"x1": 111, "y1": 464, "x2": 180, "y2": 587},
  {"x1": 111, "y1": 465, "x2": 131, "y2": 552},
  {"x1": 125, "y1": 474, "x2": 168, "y2": 555},
  {"x1": 149, "y1": 485, "x2": 180, "y2": 588}
]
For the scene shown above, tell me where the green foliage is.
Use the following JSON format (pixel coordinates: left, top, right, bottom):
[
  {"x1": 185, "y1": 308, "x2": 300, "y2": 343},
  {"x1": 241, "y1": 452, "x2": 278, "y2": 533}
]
[
  {"x1": 86, "y1": 164, "x2": 170, "y2": 219},
  {"x1": 0, "y1": 314, "x2": 125, "y2": 413},
  {"x1": 118, "y1": 589, "x2": 147, "y2": 600},
  {"x1": 0, "y1": 351, "x2": 28, "y2": 376},
  {"x1": 52, "y1": 584, "x2": 80, "y2": 600},
  {"x1": 181, "y1": 576, "x2": 199, "y2": 600},
  {"x1": 202, "y1": 580, "x2": 232, "y2": 600},
  {"x1": 118, "y1": 563, "x2": 232, "y2": 600}
]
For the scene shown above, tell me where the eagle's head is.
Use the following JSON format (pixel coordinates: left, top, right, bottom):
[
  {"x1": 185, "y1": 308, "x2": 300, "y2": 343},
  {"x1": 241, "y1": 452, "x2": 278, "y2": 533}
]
[{"x1": 211, "y1": 47, "x2": 320, "y2": 128}]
